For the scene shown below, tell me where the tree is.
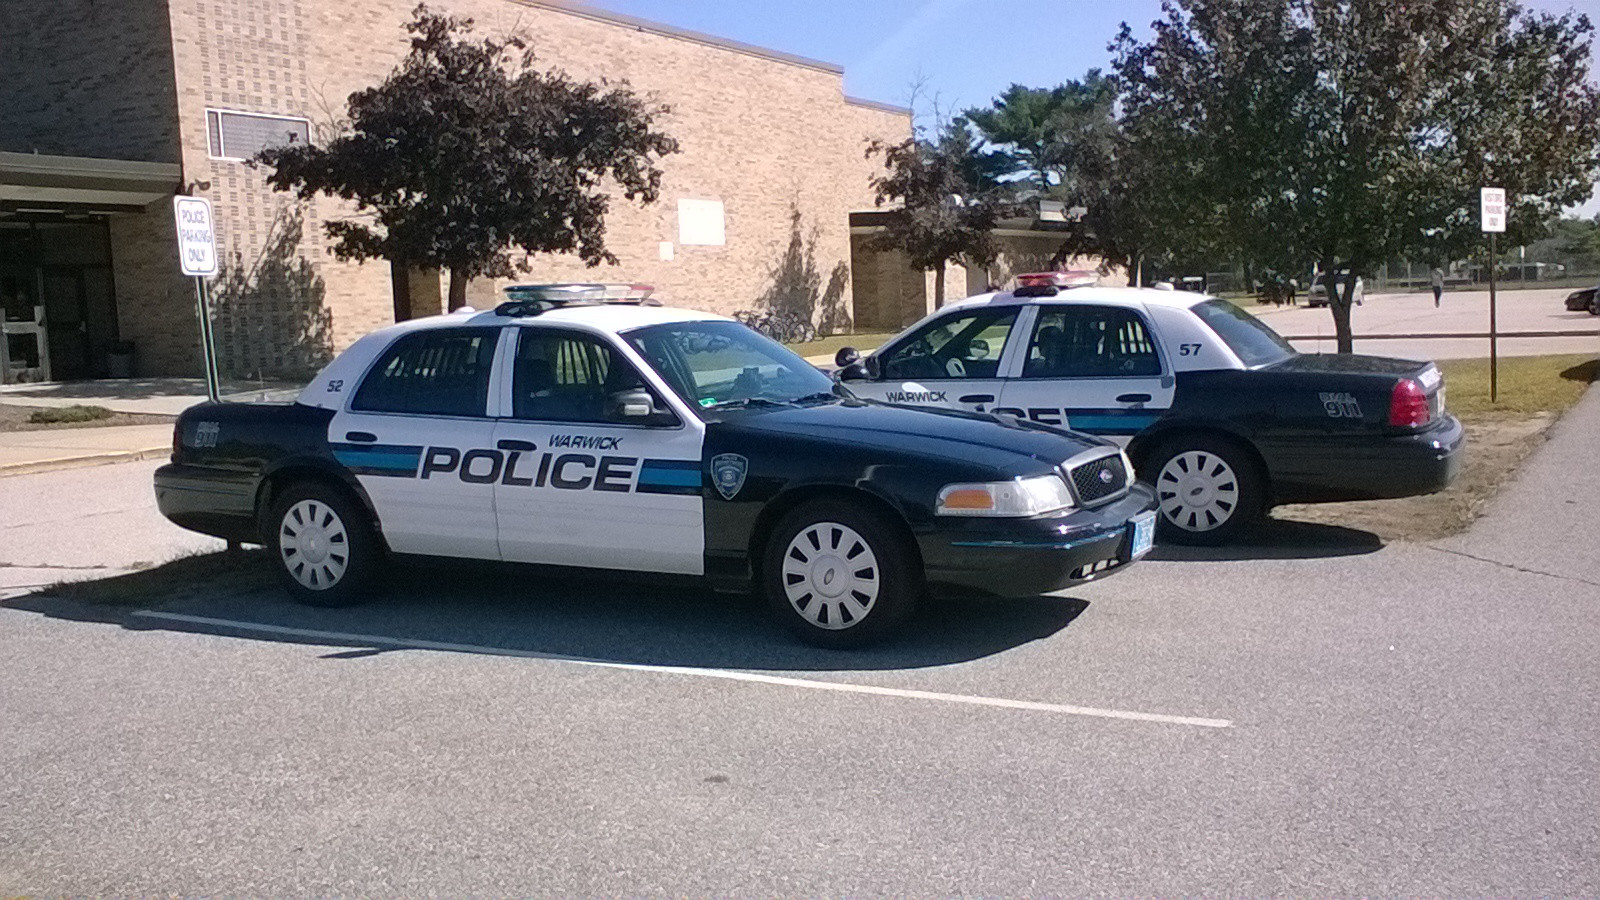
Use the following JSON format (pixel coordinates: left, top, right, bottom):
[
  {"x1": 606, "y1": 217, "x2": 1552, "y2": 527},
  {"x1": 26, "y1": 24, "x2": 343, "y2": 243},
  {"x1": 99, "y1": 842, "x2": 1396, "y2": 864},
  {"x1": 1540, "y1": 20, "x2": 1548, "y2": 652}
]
[
  {"x1": 1110, "y1": 0, "x2": 1600, "y2": 351},
  {"x1": 255, "y1": 5, "x2": 679, "y2": 311},
  {"x1": 867, "y1": 118, "x2": 1015, "y2": 307},
  {"x1": 965, "y1": 73, "x2": 1119, "y2": 199}
]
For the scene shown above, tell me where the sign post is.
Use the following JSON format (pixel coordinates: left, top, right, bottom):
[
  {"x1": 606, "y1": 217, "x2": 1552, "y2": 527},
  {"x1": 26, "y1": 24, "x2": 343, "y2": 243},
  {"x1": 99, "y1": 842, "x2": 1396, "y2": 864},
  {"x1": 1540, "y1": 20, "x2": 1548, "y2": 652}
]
[
  {"x1": 173, "y1": 195, "x2": 221, "y2": 402},
  {"x1": 1480, "y1": 187, "x2": 1506, "y2": 403}
]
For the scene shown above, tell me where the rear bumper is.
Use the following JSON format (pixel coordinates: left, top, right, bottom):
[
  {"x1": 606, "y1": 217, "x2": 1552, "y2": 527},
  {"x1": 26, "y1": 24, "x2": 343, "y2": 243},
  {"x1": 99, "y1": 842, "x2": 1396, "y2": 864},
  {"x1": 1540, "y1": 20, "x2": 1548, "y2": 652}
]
[
  {"x1": 1271, "y1": 415, "x2": 1465, "y2": 503},
  {"x1": 917, "y1": 485, "x2": 1159, "y2": 598},
  {"x1": 154, "y1": 463, "x2": 262, "y2": 543}
]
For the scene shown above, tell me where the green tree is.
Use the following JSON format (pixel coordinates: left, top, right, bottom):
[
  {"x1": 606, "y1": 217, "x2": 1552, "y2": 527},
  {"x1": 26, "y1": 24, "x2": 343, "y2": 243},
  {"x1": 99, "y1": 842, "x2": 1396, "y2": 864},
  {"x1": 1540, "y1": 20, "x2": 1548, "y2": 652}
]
[
  {"x1": 964, "y1": 72, "x2": 1118, "y2": 198},
  {"x1": 1111, "y1": 0, "x2": 1600, "y2": 351},
  {"x1": 867, "y1": 119, "x2": 1015, "y2": 307},
  {"x1": 255, "y1": 5, "x2": 679, "y2": 311}
]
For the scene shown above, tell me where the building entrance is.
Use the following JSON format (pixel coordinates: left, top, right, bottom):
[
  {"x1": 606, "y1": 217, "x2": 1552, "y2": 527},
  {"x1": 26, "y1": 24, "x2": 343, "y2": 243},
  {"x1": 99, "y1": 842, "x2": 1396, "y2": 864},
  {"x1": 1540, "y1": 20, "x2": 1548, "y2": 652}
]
[{"x1": 0, "y1": 218, "x2": 118, "y2": 383}]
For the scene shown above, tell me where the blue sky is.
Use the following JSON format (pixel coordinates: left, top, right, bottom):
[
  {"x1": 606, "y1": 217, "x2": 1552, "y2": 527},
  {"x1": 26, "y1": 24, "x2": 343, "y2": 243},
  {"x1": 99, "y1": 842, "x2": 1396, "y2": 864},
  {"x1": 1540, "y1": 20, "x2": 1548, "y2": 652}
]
[{"x1": 588, "y1": 0, "x2": 1600, "y2": 215}]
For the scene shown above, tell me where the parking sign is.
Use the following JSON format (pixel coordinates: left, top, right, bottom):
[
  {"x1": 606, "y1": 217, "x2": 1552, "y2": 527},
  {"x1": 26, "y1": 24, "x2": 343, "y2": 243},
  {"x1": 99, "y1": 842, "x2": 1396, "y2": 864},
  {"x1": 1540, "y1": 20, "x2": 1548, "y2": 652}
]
[
  {"x1": 1480, "y1": 187, "x2": 1506, "y2": 233},
  {"x1": 173, "y1": 196, "x2": 218, "y2": 276}
]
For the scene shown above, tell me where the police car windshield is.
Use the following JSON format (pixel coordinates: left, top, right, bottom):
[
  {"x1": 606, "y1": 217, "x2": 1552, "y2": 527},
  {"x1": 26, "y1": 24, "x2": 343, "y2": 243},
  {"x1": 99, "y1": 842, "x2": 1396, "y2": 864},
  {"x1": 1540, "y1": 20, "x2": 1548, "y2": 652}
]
[
  {"x1": 1191, "y1": 299, "x2": 1296, "y2": 367},
  {"x1": 625, "y1": 320, "x2": 837, "y2": 412}
]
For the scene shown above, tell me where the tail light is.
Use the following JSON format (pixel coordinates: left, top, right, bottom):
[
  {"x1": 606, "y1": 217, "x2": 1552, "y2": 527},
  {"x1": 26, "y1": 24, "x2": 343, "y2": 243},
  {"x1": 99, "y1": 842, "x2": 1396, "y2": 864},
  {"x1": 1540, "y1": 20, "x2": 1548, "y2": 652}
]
[{"x1": 1388, "y1": 379, "x2": 1431, "y2": 427}]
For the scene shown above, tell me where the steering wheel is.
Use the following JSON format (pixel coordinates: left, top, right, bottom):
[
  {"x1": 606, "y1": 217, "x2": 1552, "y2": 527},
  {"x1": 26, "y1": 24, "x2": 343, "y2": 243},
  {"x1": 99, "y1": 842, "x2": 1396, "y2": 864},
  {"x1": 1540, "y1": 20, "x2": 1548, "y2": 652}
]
[{"x1": 945, "y1": 358, "x2": 967, "y2": 378}]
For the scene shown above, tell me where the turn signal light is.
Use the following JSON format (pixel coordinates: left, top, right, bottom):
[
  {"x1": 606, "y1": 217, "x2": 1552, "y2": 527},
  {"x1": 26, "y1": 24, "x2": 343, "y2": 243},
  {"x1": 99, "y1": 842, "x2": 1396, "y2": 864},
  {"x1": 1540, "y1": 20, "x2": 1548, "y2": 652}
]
[{"x1": 1388, "y1": 379, "x2": 1430, "y2": 427}]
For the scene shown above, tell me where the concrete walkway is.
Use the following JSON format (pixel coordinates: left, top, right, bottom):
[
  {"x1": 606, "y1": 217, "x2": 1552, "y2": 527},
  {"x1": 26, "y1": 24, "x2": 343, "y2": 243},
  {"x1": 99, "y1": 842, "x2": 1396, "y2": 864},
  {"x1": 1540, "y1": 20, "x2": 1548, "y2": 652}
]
[
  {"x1": 1436, "y1": 382, "x2": 1600, "y2": 583},
  {"x1": 0, "y1": 377, "x2": 299, "y2": 416},
  {"x1": 0, "y1": 424, "x2": 173, "y2": 476}
]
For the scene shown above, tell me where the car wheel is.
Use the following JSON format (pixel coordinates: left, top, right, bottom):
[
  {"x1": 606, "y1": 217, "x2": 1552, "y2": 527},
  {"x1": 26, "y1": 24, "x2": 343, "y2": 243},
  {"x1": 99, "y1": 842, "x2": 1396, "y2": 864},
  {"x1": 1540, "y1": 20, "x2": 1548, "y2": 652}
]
[
  {"x1": 1589, "y1": 294, "x2": 1599, "y2": 316},
  {"x1": 763, "y1": 499, "x2": 919, "y2": 648},
  {"x1": 1145, "y1": 436, "x2": 1265, "y2": 546},
  {"x1": 266, "y1": 481, "x2": 382, "y2": 606}
]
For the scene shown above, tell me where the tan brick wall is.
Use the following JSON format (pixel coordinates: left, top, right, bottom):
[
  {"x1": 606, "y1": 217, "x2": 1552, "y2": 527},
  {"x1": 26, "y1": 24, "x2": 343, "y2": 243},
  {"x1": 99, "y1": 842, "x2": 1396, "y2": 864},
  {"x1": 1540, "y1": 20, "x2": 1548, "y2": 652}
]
[
  {"x1": 159, "y1": 0, "x2": 910, "y2": 374},
  {"x1": 110, "y1": 206, "x2": 204, "y2": 376},
  {"x1": 0, "y1": 0, "x2": 181, "y2": 161}
]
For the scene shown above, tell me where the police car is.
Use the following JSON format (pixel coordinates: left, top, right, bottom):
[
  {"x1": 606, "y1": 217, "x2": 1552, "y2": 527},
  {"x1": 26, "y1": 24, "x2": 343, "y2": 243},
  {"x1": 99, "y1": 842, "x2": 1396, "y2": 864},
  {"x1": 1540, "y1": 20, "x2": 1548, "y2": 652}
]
[
  {"x1": 154, "y1": 284, "x2": 1158, "y2": 647},
  {"x1": 836, "y1": 279, "x2": 1464, "y2": 544}
]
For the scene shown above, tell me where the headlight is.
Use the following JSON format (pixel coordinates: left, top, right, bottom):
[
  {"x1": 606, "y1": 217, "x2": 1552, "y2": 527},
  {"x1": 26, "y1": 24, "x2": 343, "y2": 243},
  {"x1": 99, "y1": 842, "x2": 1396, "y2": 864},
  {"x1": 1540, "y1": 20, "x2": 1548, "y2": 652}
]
[{"x1": 936, "y1": 474, "x2": 1075, "y2": 517}]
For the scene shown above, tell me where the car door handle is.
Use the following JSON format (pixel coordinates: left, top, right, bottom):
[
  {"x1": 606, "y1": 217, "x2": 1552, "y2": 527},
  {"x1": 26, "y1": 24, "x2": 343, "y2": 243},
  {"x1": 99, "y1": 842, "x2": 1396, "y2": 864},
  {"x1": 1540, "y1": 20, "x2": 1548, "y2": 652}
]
[
  {"x1": 496, "y1": 439, "x2": 538, "y2": 452},
  {"x1": 959, "y1": 393, "x2": 995, "y2": 404},
  {"x1": 1116, "y1": 393, "x2": 1153, "y2": 404},
  {"x1": 345, "y1": 431, "x2": 377, "y2": 443}
]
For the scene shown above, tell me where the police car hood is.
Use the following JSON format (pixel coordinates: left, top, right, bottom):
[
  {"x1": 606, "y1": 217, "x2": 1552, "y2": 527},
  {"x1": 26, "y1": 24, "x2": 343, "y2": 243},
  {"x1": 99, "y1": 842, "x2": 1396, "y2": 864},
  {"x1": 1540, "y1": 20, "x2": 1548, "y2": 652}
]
[{"x1": 716, "y1": 400, "x2": 1109, "y2": 472}]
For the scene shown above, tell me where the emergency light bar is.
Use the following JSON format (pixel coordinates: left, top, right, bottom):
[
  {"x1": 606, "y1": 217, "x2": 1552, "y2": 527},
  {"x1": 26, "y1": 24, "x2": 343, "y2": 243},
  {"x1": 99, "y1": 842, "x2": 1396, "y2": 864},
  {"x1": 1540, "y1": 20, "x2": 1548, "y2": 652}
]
[
  {"x1": 1016, "y1": 270, "x2": 1100, "y2": 290},
  {"x1": 496, "y1": 283, "x2": 658, "y2": 316}
]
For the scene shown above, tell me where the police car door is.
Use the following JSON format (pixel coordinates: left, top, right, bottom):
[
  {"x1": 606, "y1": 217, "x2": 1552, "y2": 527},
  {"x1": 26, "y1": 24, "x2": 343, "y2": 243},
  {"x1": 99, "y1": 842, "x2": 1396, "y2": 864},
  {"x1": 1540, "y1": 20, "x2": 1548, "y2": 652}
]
[
  {"x1": 330, "y1": 326, "x2": 503, "y2": 559},
  {"x1": 491, "y1": 326, "x2": 704, "y2": 575},
  {"x1": 854, "y1": 305, "x2": 1023, "y2": 413},
  {"x1": 995, "y1": 303, "x2": 1174, "y2": 443}
]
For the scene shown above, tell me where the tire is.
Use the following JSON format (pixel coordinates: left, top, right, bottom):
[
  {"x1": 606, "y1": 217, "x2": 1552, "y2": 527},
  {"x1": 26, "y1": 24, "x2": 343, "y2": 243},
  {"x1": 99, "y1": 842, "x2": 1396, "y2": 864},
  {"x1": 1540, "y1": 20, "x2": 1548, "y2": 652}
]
[
  {"x1": 265, "y1": 481, "x2": 383, "y2": 607},
  {"x1": 762, "y1": 499, "x2": 919, "y2": 648},
  {"x1": 1144, "y1": 435, "x2": 1266, "y2": 546}
]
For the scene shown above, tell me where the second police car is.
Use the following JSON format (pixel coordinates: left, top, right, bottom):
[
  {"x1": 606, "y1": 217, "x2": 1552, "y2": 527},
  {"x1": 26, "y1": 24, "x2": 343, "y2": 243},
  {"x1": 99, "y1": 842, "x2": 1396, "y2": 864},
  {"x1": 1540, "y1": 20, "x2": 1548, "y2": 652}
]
[
  {"x1": 154, "y1": 285, "x2": 1158, "y2": 647},
  {"x1": 836, "y1": 277, "x2": 1464, "y2": 544}
]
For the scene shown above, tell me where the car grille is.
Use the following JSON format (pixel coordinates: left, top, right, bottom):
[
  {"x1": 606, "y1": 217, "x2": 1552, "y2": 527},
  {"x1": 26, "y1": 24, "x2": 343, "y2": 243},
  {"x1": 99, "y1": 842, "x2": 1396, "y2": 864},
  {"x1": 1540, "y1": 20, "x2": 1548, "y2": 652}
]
[{"x1": 1066, "y1": 453, "x2": 1128, "y2": 506}]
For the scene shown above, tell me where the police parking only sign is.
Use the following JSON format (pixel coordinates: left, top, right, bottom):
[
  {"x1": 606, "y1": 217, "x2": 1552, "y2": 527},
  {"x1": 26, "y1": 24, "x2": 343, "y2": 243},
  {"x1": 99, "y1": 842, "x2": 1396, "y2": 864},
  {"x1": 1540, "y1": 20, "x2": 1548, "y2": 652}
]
[{"x1": 173, "y1": 196, "x2": 218, "y2": 276}]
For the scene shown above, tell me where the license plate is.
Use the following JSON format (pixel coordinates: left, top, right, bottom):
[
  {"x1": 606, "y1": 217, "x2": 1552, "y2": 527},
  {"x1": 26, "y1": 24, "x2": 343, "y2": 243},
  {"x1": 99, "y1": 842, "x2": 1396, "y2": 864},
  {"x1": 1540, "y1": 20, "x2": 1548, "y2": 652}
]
[{"x1": 1128, "y1": 512, "x2": 1156, "y2": 559}]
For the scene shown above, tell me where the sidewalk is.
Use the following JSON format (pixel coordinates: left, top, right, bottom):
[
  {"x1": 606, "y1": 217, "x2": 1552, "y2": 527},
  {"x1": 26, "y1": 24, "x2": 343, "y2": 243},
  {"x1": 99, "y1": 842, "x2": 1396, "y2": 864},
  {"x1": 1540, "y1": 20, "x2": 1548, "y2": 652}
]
[
  {"x1": 1437, "y1": 383, "x2": 1600, "y2": 582},
  {"x1": 0, "y1": 424, "x2": 173, "y2": 477},
  {"x1": 0, "y1": 377, "x2": 299, "y2": 416}
]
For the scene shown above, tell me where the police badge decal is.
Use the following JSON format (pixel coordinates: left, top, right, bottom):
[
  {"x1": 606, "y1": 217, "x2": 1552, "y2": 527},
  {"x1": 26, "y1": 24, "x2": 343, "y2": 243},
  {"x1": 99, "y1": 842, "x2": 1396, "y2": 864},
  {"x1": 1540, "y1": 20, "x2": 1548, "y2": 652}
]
[{"x1": 710, "y1": 453, "x2": 748, "y2": 500}]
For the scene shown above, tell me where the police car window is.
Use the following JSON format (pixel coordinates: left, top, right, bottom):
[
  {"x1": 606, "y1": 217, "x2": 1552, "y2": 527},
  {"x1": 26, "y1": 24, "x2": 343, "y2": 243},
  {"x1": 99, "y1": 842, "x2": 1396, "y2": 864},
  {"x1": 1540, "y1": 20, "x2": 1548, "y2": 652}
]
[
  {"x1": 512, "y1": 329, "x2": 664, "y2": 424},
  {"x1": 1023, "y1": 306, "x2": 1161, "y2": 379},
  {"x1": 880, "y1": 309, "x2": 1017, "y2": 380},
  {"x1": 1191, "y1": 299, "x2": 1295, "y2": 367},
  {"x1": 351, "y1": 328, "x2": 498, "y2": 417},
  {"x1": 625, "y1": 320, "x2": 835, "y2": 410}
]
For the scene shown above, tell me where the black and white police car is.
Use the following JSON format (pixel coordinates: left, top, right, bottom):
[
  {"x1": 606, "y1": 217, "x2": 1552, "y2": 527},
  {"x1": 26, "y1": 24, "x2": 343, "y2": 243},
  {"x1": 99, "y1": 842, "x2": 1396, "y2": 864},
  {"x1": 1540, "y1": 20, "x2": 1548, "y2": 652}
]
[
  {"x1": 836, "y1": 278, "x2": 1464, "y2": 544},
  {"x1": 155, "y1": 284, "x2": 1158, "y2": 647}
]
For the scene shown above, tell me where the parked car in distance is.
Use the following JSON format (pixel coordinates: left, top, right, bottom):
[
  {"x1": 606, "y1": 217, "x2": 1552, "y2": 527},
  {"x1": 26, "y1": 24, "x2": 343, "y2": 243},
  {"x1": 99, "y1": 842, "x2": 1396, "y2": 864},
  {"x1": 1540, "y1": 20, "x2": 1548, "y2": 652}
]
[
  {"x1": 833, "y1": 285, "x2": 1464, "y2": 545},
  {"x1": 1306, "y1": 271, "x2": 1364, "y2": 307},
  {"x1": 1562, "y1": 286, "x2": 1598, "y2": 314}
]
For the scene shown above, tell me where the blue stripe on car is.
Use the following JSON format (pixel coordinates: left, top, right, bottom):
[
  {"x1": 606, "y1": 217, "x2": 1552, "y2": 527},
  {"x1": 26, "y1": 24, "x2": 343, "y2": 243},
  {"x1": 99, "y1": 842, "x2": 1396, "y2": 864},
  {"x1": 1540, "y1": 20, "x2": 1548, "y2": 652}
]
[
  {"x1": 1064, "y1": 410, "x2": 1162, "y2": 435},
  {"x1": 637, "y1": 459, "x2": 701, "y2": 495},
  {"x1": 332, "y1": 443, "x2": 423, "y2": 477}
]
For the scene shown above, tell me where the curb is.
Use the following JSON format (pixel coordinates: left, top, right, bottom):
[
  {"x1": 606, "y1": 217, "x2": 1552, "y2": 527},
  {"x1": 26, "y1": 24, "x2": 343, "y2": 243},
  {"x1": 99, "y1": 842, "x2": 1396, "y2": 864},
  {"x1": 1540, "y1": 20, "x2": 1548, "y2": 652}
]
[{"x1": 0, "y1": 446, "x2": 171, "y2": 478}]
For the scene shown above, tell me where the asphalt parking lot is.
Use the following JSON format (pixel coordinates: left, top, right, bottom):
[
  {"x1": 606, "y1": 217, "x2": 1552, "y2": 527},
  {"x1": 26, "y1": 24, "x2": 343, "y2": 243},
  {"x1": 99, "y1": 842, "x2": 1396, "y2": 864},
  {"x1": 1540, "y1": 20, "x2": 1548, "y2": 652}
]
[
  {"x1": 1262, "y1": 286, "x2": 1599, "y2": 360},
  {"x1": 2, "y1": 392, "x2": 1597, "y2": 894}
]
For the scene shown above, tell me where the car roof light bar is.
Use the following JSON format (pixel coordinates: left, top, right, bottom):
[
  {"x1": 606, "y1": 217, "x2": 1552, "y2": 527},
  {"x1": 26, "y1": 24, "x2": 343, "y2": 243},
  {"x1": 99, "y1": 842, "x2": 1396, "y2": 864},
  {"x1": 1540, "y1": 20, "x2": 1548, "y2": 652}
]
[{"x1": 495, "y1": 283, "x2": 658, "y2": 317}]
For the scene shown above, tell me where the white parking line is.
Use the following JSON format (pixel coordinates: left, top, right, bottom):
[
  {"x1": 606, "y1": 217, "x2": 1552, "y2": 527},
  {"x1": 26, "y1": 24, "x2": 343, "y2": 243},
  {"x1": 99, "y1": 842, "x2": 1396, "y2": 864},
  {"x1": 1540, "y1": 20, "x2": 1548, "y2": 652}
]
[{"x1": 131, "y1": 610, "x2": 1234, "y2": 729}]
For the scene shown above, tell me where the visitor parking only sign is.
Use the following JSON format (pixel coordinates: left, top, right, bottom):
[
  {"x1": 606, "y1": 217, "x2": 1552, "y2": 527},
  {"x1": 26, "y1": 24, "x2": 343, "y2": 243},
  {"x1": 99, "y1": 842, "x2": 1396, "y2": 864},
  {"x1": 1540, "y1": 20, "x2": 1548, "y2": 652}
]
[
  {"x1": 174, "y1": 196, "x2": 218, "y2": 276},
  {"x1": 1480, "y1": 187, "x2": 1506, "y2": 233}
]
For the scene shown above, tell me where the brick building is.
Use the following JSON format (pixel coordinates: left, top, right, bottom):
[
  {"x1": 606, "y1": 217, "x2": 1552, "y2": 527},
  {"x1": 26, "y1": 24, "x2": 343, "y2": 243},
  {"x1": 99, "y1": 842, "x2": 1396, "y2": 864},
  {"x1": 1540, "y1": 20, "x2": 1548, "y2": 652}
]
[{"x1": 0, "y1": 0, "x2": 919, "y2": 383}]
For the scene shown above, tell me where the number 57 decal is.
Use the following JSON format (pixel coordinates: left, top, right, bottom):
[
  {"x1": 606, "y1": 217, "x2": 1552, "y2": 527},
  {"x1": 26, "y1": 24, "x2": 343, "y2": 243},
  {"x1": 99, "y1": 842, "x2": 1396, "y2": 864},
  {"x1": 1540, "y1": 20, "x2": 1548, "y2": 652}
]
[{"x1": 1178, "y1": 343, "x2": 1202, "y2": 356}]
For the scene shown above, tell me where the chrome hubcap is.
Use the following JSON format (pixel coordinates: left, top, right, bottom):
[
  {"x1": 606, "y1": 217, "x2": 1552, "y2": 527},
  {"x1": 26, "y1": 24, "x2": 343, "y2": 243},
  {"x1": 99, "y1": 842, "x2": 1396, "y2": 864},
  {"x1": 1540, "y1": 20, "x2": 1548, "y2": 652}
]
[
  {"x1": 279, "y1": 499, "x2": 349, "y2": 590},
  {"x1": 1157, "y1": 451, "x2": 1240, "y2": 532},
  {"x1": 782, "y1": 522, "x2": 879, "y2": 630}
]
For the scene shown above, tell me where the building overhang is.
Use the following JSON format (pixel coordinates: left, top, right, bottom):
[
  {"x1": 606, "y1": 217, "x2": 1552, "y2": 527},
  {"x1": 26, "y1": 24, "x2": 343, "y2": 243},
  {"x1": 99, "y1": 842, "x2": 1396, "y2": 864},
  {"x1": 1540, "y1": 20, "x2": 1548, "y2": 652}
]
[
  {"x1": 850, "y1": 209, "x2": 1076, "y2": 239},
  {"x1": 0, "y1": 151, "x2": 182, "y2": 214}
]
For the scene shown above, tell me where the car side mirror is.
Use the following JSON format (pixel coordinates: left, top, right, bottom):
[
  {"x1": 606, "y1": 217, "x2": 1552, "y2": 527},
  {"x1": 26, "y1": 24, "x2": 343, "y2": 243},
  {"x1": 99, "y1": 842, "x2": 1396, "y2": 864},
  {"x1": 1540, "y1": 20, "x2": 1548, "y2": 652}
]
[
  {"x1": 835, "y1": 347, "x2": 860, "y2": 368},
  {"x1": 610, "y1": 388, "x2": 678, "y2": 426},
  {"x1": 833, "y1": 346, "x2": 869, "y2": 381}
]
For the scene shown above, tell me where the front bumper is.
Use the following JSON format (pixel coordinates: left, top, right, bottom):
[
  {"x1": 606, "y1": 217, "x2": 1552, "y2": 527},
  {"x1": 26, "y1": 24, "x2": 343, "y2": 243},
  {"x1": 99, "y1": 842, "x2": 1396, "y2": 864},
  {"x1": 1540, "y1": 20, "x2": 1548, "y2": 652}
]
[{"x1": 917, "y1": 484, "x2": 1159, "y2": 598}]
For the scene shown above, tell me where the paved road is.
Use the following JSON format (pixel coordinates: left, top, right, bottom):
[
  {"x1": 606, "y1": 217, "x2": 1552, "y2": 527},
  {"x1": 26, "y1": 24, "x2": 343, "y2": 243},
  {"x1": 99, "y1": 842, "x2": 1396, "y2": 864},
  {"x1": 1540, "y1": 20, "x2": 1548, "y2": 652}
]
[
  {"x1": 1, "y1": 398, "x2": 1597, "y2": 893},
  {"x1": 1257, "y1": 286, "x2": 1599, "y2": 360}
]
